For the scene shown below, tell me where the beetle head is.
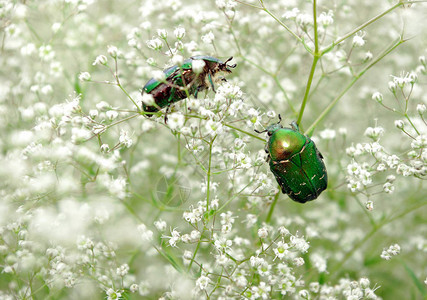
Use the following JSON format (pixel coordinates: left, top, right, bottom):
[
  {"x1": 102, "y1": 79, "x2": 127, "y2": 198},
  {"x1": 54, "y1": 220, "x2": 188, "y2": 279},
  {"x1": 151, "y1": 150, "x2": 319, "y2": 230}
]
[
  {"x1": 255, "y1": 114, "x2": 283, "y2": 136},
  {"x1": 219, "y1": 56, "x2": 236, "y2": 73}
]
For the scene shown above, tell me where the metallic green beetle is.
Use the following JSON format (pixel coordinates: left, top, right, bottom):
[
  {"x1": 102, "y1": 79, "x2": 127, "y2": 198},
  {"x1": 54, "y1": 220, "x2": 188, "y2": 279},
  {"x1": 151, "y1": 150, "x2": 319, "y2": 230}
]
[
  {"x1": 142, "y1": 56, "x2": 236, "y2": 116},
  {"x1": 256, "y1": 116, "x2": 327, "y2": 203}
]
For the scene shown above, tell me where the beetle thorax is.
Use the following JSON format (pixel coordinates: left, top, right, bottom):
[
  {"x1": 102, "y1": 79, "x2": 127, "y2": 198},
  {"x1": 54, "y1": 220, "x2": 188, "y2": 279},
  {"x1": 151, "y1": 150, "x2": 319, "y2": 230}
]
[{"x1": 268, "y1": 129, "x2": 307, "y2": 161}]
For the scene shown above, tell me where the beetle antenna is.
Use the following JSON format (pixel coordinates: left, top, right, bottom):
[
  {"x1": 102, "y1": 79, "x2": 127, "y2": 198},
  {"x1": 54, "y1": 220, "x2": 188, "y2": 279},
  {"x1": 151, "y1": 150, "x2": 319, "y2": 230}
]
[
  {"x1": 224, "y1": 57, "x2": 236, "y2": 68},
  {"x1": 278, "y1": 114, "x2": 282, "y2": 123},
  {"x1": 254, "y1": 129, "x2": 267, "y2": 134}
]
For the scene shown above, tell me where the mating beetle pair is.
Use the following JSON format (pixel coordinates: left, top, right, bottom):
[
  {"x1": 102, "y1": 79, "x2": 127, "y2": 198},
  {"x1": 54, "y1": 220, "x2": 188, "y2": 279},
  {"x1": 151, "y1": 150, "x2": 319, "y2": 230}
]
[
  {"x1": 256, "y1": 116, "x2": 328, "y2": 203},
  {"x1": 141, "y1": 56, "x2": 236, "y2": 117}
]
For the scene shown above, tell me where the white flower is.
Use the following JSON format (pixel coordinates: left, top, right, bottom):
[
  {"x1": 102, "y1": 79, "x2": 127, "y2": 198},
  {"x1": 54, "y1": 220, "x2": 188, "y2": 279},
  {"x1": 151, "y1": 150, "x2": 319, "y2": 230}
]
[
  {"x1": 381, "y1": 243, "x2": 401, "y2": 260},
  {"x1": 318, "y1": 10, "x2": 334, "y2": 27},
  {"x1": 394, "y1": 120, "x2": 404, "y2": 129},
  {"x1": 119, "y1": 130, "x2": 133, "y2": 148},
  {"x1": 93, "y1": 55, "x2": 108, "y2": 65},
  {"x1": 106, "y1": 110, "x2": 118, "y2": 120},
  {"x1": 258, "y1": 227, "x2": 269, "y2": 239},
  {"x1": 116, "y1": 264, "x2": 129, "y2": 277},
  {"x1": 106, "y1": 288, "x2": 122, "y2": 300},
  {"x1": 79, "y1": 72, "x2": 91, "y2": 81},
  {"x1": 157, "y1": 29, "x2": 168, "y2": 39},
  {"x1": 201, "y1": 31, "x2": 215, "y2": 44},
  {"x1": 319, "y1": 128, "x2": 336, "y2": 140},
  {"x1": 174, "y1": 27, "x2": 185, "y2": 39},
  {"x1": 290, "y1": 235, "x2": 309, "y2": 253},
  {"x1": 196, "y1": 275, "x2": 210, "y2": 290},
  {"x1": 273, "y1": 241, "x2": 289, "y2": 260},
  {"x1": 163, "y1": 228, "x2": 181, "y2": 247},
  {"x1": 146, "y1": 38, "x2": 163, "y2": 50},
  {"x1": 107, "y1": 45, "x2": 118, "y2": 58},
  {"x1": 137, "y1": 224, "x2": 153, "y2": 241},
  {"x1": 214, "y1": 236, "x2": 232, "y2": 252},
  {"x1": 383, "y1": 182, "x2": 394, "y2": 193},
  {"x1": 417, "y1": 104, "x2": 426, "y2": 114},
  {"x1": 282, "y1": 8, "x2": 299, "y2": 19},
  {"x1": 205, "y1": 119, "x2": 223, "y2": 136},
  {"x1": 168, "y1": 112, "x2": 185, "y2": 131},
  {"x1": 371, "y1": 92, "x2": 383, "y2": 103},
  {"x1": 154, "y1": 219, "x2": 167, "y2": 231},
  {"x1": 192, "y1": 59, "x2": 206, "y2": 73},
  {"x1": 352, "y1": 31, "x2": 366, "y2": 47}
]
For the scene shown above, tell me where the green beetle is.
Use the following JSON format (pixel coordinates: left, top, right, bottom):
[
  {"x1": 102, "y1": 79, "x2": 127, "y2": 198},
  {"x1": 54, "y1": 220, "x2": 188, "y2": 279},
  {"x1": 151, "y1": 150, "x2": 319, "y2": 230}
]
[
  {"x1": 142, "y1": 56, "x2": 236, "y2": 117},
  {"x1": 256, "y1": 116, "x2": 327, "y2": 203}
]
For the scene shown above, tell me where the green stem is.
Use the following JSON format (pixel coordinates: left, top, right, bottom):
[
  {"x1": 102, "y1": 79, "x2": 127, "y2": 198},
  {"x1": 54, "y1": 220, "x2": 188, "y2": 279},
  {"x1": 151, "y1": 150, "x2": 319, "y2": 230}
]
[
  {"x1": 187, "y1": 239, "x2": 202, "y2": 272},
  {"x1": 224, "y1": 123, "x2": 265, "y2": 141},
  {"x1": 313, "y1": 0, "x2": 319, "y2": 54},
  {"x1": 305, "y1": 38, "x2": 405, "y2": 135},
  {"x1": 265, "y1": 192, "x2": 280, "y2": 223},
  {"x1": 206, "y1": 135, "x2": 217, "y2": 211},
  {"x1": 330, "y1": 2, "x2": 402, "y2": 47},
  {"x1": 259, "y1": 1, "x2": 303, "y2": 44},
  {"x1": 297, "y1": 56, "x2": 319, "y2": 126},
  {"x1": 296, "y1": 0, "x2": 320, "y2": 126}
]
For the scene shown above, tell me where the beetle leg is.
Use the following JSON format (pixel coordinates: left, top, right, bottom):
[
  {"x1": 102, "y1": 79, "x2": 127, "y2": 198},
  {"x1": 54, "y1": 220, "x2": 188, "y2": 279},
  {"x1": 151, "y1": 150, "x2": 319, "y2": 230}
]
[
  {"x1": 208, "y1": 72, "x2": 216, "y2": 93},
  {"x1": 290, "y1": 121, "x2": 299, "y2": 132},
  {"x1": 164, "y1": 105, "x2": 171, "y2": 123}
]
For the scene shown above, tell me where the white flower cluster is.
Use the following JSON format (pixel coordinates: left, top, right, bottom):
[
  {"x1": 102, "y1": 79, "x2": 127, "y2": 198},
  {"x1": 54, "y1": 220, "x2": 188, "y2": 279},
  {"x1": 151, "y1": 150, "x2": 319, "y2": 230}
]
[{"x1": 380, "y1": 243, "x2": 401, "y2": 260}]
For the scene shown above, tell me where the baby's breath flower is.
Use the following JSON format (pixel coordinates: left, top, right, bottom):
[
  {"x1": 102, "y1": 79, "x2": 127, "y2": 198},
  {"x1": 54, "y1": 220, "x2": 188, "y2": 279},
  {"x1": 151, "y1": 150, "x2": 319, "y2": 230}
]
[
  {"x1": 364, "y1": 126, "x2": 384, "y2": 141},
  {"x1": 157, "y1": 29, "x2": 168, "y2": 39},
  {"x1": 274, "y1": 241, "x2": 289, "y2": 260},
  {"x1": 154, "y1": 219, "x2": 167, "y2": 231},
  {"x1": 146, "y1": 38, "x2": 163, "y2": 50},
  {"x1": 290, "y1": 235, "x2": 309, "y2": 253},
  {"x1": 106, "y1": 110, "x2": 118, "y2": 121},
  {"x1": 116, "y1": 264, "x2": 129, "y2": 277},
  {"x1": 380, "y1": 243, "x2": 400, "y2": 260},
  {"x1": 394, "y1": 119, "x2": 405, "y2": 130},
  {"x1": 137, "y1": 224, "x2": 153, "y2": 241},
  {"x1": 201, "y1": 31, "x2": 215, "y2": 44},
  {"x1": 258, "y1": 227, "x2": 269, "y2": 239},
  {"x1": 196, "y1": 275, "x2": 210, "y2": 290},
  {"x1": 364, "y1": 51, "x2": 373, "y2": 61},
  {"x1": 39, "y1": 44, "x2": 55, "y2": 61},
  {"x1": 106, "y1": 288, "x2": 122, "y2": 300},
  {"x1": 119, "y1": 130, "x2": 133, "y2": 148},
  {"x1": 163, "y1": 228, "x2": 181, "y2": 247},
  {"x1": 417, "y1": 104, "x2": 426, "y2": 115},
  {"x1": 107, "y1": 45, "x2": 118, "y2": 58},
  {"x1": 352, "y1": 31, "x2": 366, "y2": 47},
  {"x1": 319, "y1": 128, "x2": 336, "y2": 140},
  {"x1": 372, "y1": 92, "x2": 383, "y2": 103},
  {"x1": 205, "y1": 119, "x2": 223, "y2": 136},
  {"x1": 383, "y1": 182, "x2": 394, "y2": 193},
  {"x1": 168, "y1": 112, "x2": 185, "y2": 131},
  {"x1": 282, "y1": 8, "x2": 299, "y2": 19},
  {"x1": 318, "y1": 10, "x2": 334, "y2": 27},
  {"x1": 79, "y1": 72, "x2": 91, "y2": 81},
  {"x1": 192, "y1": 59, "x2": 205, "y2": 74},
  {"x1": 93, "y1": 55, "x2": 108, "y2": 66},
  {"x1": 299, "y1": 289, "x2": 310, "y2": 299},
  {"x1": 174, "y1": 27, "x2": 185, "y2": 39}
]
